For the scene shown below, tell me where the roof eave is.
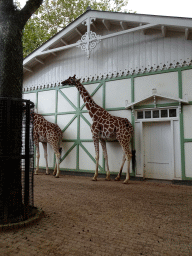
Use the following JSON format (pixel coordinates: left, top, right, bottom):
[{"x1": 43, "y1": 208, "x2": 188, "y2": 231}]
[{"x1": 125, "y1": 94, "x2": 189, "y2": 109}]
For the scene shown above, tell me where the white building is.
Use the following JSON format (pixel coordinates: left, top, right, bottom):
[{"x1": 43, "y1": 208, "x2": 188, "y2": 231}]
[{"x1": 23, "y1": 9, "x2": 192, "y2": 181}]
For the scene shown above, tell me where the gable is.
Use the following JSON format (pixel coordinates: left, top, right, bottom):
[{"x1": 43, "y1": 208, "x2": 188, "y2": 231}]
[{"x1": 23, "y1": 10, "x2": 192, "y2": 88}]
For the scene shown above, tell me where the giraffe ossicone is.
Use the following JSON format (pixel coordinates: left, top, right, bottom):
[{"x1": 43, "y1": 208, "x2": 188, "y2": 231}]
[
  {"x1": 61, "y1": 75, "x2": 134, "y2": 184},
  {"x1": 32, "y1": 112, "x2": 63, "y2": 178}
]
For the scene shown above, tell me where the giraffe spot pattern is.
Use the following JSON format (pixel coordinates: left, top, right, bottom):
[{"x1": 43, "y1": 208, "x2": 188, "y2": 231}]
[{"x1": 32, "y1": 113, "x2": 63, "y2": 153}]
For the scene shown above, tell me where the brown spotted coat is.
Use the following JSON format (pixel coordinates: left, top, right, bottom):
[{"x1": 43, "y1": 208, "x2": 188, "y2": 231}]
[
  {"x1": 32, "y1": 112, "x2": 63, "y2": 177},
  {"x1": 61, "y1": 75, "x2": 133, "y2": 183}
]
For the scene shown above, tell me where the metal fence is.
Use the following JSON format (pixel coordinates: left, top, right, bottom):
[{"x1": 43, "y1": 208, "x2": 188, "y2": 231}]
[
  {"x1": 0, "y1": 98, "x2": 34, "y2": 224},
  {"x1": 21, "y1": 100, "x2": 34, "y2": 212}
]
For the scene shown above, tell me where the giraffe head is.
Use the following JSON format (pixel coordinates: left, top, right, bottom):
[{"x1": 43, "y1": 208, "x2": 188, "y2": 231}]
[{"x1": 61, "y1": 75, "x2": 80, "y2": 86}]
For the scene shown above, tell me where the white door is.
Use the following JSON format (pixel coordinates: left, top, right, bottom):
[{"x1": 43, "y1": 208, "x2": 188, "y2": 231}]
[{"x1": 143, "y1": 121, "x2": 173, "y2": 180}]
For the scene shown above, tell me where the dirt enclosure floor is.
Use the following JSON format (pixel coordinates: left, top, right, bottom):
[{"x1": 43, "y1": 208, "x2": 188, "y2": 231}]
[{"x1": 1, "y1": 174, "x2": 192, "y2": 256}]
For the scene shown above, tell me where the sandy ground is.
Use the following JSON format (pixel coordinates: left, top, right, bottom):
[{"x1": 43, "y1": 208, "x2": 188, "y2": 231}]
[{"x1": 0, "y1": 173, "x2": 192, "y2": 256}]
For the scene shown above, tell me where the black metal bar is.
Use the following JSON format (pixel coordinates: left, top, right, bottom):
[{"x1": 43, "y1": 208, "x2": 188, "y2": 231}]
[
  {"x1": 3, "y1": 98, "x2": 11, "y2": 221},
  {"x1": 30, "y1": 113, "x2": 34, "y2": 206},
  {"x1": 24, "y1": 101, "x2": 30, "y2": 218}
]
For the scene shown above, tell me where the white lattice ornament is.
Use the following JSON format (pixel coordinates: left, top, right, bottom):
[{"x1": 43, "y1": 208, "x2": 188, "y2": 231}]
[
  {"x1": 77, "y1": 31, "x2": 101, "y2": 59},
  {"x1": 186, "y1": 58, "x2": 191, "y2": 66}
]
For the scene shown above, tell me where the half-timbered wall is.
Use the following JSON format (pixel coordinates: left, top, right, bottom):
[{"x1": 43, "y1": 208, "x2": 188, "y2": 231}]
[
  {"x1": 23, "y1": 78, "x2": 132, "y2": 176},
  {"x1": 23, "y1": 65, "x2": 192, "y2": 180}
]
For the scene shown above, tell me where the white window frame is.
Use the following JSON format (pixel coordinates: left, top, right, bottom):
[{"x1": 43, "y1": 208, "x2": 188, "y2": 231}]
[{"x1": 135, "y1": 107, "x2": 179, "y2": 123}]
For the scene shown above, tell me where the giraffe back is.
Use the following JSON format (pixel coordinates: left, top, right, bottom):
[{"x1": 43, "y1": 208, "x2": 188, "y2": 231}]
[{"x1": 32, "y1": 113, "x2": 62, "y2": 147}]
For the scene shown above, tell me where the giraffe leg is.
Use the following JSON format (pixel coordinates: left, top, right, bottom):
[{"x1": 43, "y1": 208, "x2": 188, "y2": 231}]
[
  {"x1": 116, "y1": 133, "x2": 132, "y2": 184},
  {"x1": 115, "y1": 154, "x2": 126, "y2": 181},
  {"x1": 53, "y1": 162, "x2": 57, "y2": 176},
  {"x1": 93, "y1": 153, "x2": 99, "y2": 181},
  {"x1": 100, "y1": 139, "x2": 111, "y2": 181},
  {"x1": 42, "y1": 142, "x2": 49, "y2": 175},
  {"x1": 35, "y1": 143, "x2": 40, "y2": 175},
  {"x1": 123, "y1": 153, "x2": 132, "y2": 184},
  {"x1": 53, "y1": 153, "x2": 60, "y2": 178},
  {"x1": 92, "y1": 138, "x2": 99, "y2": 181}
]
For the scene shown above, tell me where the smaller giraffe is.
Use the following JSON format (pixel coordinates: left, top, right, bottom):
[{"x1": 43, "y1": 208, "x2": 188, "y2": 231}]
[{"x1": 31, "y1": 112, "x2": 63, "y2": 178}]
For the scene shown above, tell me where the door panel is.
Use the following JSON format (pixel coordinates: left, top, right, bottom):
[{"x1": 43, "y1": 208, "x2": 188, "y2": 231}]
[{"x1": 143, "y1": 121, "x2": 173, "y2": 179}]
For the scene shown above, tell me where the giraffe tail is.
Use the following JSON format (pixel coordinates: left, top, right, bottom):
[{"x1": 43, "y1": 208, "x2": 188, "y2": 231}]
[
  {"x1": 59, "y1": 147, "x2": 62, "y2": 162},
  {"x1": 132, "y1": 150, "x2": 136, "y2": 172}
]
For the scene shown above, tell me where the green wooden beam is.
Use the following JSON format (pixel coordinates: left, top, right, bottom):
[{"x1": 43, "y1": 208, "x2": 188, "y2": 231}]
[
  {"x1": 58, "y1": 88, "x2": 77, "y2": 111},
  {"x1": 80, "y1": 142, "x2": 103, "y2": 172}
]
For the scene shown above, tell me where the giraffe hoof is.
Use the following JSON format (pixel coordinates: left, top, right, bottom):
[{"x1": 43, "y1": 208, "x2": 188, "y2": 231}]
[
  {"x1": 123, "y1": 179, "x2": 129, "y2": 184},
  {"x1": 46, "y1": 173, "x2": 50, "y2": 175},
  {"x1": 115, "y1": 177, "x2": 120, "y2": 181},
  {"x1": 92, "y1": 177, "x2": 97, "y2": 181},
  {"x1": 55, "y1": 176, "x2": 59, "y2": 178},
  {"x1": 105, "y1": 177, "x2": 111, "y2": 181}
]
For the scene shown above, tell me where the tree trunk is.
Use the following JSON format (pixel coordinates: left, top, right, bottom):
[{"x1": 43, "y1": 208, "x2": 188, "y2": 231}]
[
  {"x1": 0, "y1": 0, "x2": 43, "y2": 223},
  {"x1": 0, "y1": 12, "x2": 23, "y2": 98}
]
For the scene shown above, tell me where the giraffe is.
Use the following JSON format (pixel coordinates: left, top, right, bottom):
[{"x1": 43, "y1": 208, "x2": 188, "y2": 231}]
[
  {"x1": 31, "y1": 112, "x2": 63, "y2": 178},
  {"x1": 61, "y1": 75, "x2": 134, "y2": 184}
]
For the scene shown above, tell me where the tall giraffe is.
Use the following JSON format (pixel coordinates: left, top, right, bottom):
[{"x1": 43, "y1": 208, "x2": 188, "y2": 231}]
[
  {"x1": 61, "y1": 75, "x2": 134, "y2": 184},
  {"x1": 32, "y1": 112, "x2": 63, "y2": 178}
]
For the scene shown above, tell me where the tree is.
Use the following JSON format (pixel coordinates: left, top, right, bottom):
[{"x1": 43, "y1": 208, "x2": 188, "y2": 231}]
[
  {"x1": 22, "y1": 0, "x2": 129, "y2": 57},
  {"x1": 0, "y1": 0, "x2": 43, "y2": 98},
  {"x1": 0, "y1": 0, "x2": 43, "y2": 224}
]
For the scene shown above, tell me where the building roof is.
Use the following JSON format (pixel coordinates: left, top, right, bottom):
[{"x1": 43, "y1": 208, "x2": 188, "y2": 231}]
[{"x1": 23, "y1": 9, "x2": 192, "y2": 74}]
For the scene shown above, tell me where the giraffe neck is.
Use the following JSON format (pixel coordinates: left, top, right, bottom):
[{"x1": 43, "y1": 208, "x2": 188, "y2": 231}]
[{"x1": 75, "y1": 82, "x2": 102, "y2": 119}]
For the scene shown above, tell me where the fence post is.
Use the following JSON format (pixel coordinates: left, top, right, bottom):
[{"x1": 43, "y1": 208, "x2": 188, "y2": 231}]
[{"x1": 24, "y1": 101, "x2": 30, "y2": 218}]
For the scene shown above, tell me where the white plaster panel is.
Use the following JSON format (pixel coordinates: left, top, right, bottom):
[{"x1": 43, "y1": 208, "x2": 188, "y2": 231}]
[
  {"x1": 79, "y1": 142, "x2": 103, "y2": 171},
  {"x1": 82, "y1": 112, "x2": 92, "y2": 124},
  {"x1": 183, "y1": 105, "x2": 192, "y2": 138},
  {"x1": 38, "y1": 90, "x2": 56, "y2": 114},
  {"x1": 59, "y1": 87, "x2": 78, "y2": 107},
  {"x1": 106, "y1": 142, "x2": 132, "y2": 174},
  {"x1": 58, "y1": 90, "x2": 76, "y2": 112},
  {"x1": 80, "y1": 113, "x2": 92, "y2": 140},
  {"x1": 92, "y1": 85, "x2": 103, "y2": 108},
  {"x1": 60, "y1": 142, "x2": 76, "y2": 169},
  {"x1": 57, "y1": 114, "x2": 76, "y2": 131},
  {"x1": 23, "y1": 93, "x2": 36, "y2": 107},
  {"x1": 134, "y1": 72, "x2": 178, "y2": 102},
  {"x1": 182, "y1": 69, "x2": 192, "y2": 101},
  {"x1": 184, "y1": 143, "x2": 192, "y2": 178},
  {"x1": 108, "y1": 110, "x2": 132, "y2": 121},
  {"x1": 105, "y1": 79, "x2": 131, "y2": 108},
  {"x1": 62, "y1": 116, "x2": 77, "y2": 139},
  {"x1": 38, "y1": 143, "x2": 54, "y2": 169}
]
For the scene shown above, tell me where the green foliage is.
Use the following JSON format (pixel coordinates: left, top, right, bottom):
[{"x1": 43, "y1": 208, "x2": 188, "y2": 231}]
[{"x1": 21, "y1": 0, "x2": 129, "y2": 58}]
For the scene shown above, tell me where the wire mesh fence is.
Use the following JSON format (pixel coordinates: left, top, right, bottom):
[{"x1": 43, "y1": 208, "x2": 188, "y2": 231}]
[
  {"x1": 21, "y1": 100, "x2": 34, "y2": 211},
  {"x1": 0, "y1": 97, "x2": 34, "y2": 224}
]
